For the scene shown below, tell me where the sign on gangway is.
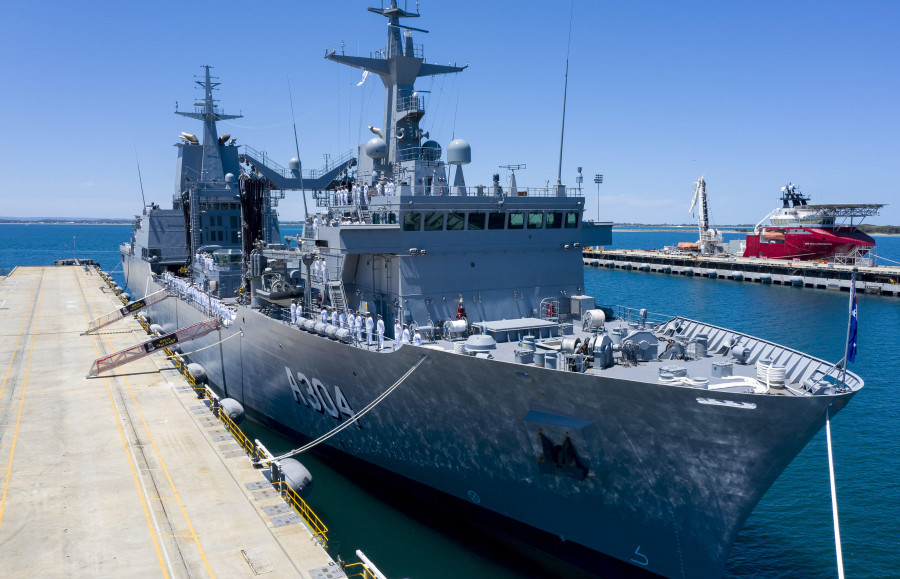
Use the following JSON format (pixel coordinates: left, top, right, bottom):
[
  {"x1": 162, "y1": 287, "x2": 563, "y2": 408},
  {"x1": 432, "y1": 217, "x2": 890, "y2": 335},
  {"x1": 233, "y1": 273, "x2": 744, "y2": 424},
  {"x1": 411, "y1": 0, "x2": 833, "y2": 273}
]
[
  {"x1": 85, "y1": 289, "x2": 169, "y2": 334},
  {"x1": 86, "y1": 318, "x2": 220, "y2": 378}
]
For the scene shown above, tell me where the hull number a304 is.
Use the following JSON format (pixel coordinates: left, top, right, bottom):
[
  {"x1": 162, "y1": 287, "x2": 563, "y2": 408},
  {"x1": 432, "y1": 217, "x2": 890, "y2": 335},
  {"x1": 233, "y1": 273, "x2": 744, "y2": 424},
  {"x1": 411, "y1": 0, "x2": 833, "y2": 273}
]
[{"x1": 285, "y1": 367, "x2": 361, "y2": 428}]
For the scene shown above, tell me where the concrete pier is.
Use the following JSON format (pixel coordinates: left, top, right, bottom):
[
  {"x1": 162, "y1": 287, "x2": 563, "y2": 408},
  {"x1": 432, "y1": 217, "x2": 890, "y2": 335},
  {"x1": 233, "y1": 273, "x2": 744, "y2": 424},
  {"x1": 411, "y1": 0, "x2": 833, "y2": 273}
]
[
  {"x1": 584, "y1": 248, "x2": 900, "y2": 296},
  {"x1": 0, "y1": 266, "x2": 340, "y2": 577}
]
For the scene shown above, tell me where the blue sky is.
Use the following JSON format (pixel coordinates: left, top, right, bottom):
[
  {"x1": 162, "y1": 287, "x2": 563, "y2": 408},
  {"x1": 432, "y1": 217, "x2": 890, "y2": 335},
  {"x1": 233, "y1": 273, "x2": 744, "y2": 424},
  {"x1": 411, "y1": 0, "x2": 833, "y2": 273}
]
[{"x1": 1, "y1": 0, "x2": 897, "y2": 225}]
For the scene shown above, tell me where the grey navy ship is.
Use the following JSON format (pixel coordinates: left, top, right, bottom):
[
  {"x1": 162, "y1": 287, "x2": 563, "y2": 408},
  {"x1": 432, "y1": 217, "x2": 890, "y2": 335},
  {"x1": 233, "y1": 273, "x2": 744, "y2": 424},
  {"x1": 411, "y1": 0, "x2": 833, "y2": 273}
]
[{"x1": 120, "y1": 3, "x2": 863, "y2": 577}]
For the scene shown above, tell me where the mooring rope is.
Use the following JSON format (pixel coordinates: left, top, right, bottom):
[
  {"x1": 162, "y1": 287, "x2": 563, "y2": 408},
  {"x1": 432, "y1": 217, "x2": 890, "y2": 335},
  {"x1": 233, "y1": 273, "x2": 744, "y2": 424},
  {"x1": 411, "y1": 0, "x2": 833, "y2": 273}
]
[
  {"x1": 165, "y1": 329, "x2": 242, "y2": 358},
  {"x1": 267, "y1": 355, "x2": 429, "y2": 462}
]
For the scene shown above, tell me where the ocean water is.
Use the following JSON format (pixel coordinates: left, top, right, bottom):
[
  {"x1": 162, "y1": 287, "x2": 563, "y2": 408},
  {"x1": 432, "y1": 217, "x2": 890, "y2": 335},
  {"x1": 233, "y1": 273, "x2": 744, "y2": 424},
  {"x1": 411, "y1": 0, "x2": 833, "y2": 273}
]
[{"x1": 3, "y1": 223, "x2": 898, "y2": 578}]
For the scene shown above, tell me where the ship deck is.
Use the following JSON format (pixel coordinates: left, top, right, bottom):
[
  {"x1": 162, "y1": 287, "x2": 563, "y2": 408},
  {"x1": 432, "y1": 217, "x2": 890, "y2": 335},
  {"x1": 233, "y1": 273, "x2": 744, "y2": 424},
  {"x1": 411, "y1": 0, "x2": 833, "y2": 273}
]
[
  {"x1": 0, "y1": 266, "x2": 338, "y2": 577},
  {"x1": 283, "y1": 305, "x2": 858, "y2": 398}
]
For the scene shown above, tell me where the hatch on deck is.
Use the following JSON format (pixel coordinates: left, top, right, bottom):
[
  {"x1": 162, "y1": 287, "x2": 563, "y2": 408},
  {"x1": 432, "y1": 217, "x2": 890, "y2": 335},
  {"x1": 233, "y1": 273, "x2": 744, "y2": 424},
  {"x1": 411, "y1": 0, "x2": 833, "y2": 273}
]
[{"x1": 472, "y1": 318, "x2": 561, "y2": 343}]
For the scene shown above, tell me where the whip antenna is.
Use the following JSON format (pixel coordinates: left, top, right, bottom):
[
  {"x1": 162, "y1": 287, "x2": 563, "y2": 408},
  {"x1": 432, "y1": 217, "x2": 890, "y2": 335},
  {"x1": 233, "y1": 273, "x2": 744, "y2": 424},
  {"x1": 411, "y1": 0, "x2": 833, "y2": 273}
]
[
  {"x1": 556, "y1": 1, "x2": 575, "y2": 187},
  {"x1": 134, "y1": 144, "x2": 146, "y2": 208},
  {"x1": 287, "y1": 78, "x2": 308, "y2": 221}
]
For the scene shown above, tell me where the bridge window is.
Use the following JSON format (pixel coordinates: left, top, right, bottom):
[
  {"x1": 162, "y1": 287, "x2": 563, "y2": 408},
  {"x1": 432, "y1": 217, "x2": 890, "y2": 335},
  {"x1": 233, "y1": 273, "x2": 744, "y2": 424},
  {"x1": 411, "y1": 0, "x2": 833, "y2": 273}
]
[
  {"x1": 447, "y1": 212, "x2": 465, "y2": 231},
  {"x1": 488, "y1": 212, "x2": 506, "y2": 230},
  {"x1": 508, "y1": 212, "x2": 525, "y2": 229},
  {"x1": 565, "y1": 211, "x2": 579, "y2": 229},
  {"x1": 467, "y1": 212, "x2": 486, "y2": 230},
  {"x1": 547, "y1": 212, "x2": 563, "y2": 229},
  {"x1": 424, "y1": 212, "x2": 445, "y2": 231},
  {"x1": 527, "y1": 212, "x2": 544, "y2": 229},
  {"x1": 403, "y1": 212, "x2": 421, "y2": 231}
]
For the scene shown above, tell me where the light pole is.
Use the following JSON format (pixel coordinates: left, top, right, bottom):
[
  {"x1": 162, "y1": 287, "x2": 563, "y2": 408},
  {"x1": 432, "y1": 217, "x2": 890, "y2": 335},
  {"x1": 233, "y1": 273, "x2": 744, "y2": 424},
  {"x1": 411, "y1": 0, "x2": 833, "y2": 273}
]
[{"x1": 594, "y1": 174, "x2": 603, "y2": 222}]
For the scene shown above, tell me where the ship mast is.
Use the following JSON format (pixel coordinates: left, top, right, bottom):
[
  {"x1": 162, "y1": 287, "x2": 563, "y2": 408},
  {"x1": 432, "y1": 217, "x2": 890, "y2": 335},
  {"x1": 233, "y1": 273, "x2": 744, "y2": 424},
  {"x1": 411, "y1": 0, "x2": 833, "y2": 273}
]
[
  {"x1": 175, "y1": 65, "x2": 242, "y2": 185},
  {"x1": 325, "y1": 1, "x2": 466, "y2": 172}
]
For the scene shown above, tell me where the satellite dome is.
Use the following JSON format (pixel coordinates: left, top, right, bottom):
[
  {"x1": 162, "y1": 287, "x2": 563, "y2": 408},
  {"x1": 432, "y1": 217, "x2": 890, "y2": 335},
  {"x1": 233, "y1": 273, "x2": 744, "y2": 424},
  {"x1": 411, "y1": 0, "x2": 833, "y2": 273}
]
[
  {"x1": 224, "y1": 172, "x2": 236, "y2": 184},
  {"x1": 421, "y1": 140, "x2": 441, "y2": 162},
  {"x1": 288, "y1": 157, "x2": 300, "y2": 171},
  {"x1": 365, "y1": 137, "x2": 388, "y2": 159},
  {"x1": 447, "y1": 139, "x2": 471, "y2": 165}
]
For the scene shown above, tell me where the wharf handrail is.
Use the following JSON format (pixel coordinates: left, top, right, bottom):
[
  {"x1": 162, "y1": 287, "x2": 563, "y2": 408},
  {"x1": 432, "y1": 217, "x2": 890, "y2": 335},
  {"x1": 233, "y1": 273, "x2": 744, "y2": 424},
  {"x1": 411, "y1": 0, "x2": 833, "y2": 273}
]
[
  {"x1": 343, "y1": 562, "x2": 379, "y2": 579},
  {"x1": 272, "y1": 480, "x2": 329, "y2": 545}
]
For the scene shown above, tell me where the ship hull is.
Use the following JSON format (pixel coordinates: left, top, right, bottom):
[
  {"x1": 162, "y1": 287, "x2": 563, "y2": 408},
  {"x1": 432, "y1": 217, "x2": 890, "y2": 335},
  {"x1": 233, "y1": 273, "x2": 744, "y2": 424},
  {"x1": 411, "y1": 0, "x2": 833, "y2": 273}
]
[
  {"x1": 743, "y1": 226, "x2": 875, "y2": 260},
  {"x1": 124, "y1": 254, "x2": 855, "y2": 578}
]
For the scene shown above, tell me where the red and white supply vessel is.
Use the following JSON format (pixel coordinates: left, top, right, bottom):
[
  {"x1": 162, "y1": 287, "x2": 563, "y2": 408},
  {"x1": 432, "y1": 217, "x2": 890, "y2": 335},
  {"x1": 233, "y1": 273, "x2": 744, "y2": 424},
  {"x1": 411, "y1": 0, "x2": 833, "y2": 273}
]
[{"x1": 743, "y1": 183, "x2": 884, "y2": 264}]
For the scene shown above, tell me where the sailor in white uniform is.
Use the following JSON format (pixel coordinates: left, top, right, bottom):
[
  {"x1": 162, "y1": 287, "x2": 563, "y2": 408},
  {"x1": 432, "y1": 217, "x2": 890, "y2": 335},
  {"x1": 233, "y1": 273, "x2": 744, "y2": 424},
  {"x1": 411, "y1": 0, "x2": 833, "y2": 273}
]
[
  {"x1": 376, "y1": 314, "x2": 385, "y2": 350},
  {"x1": 296, "y1": 302, "x2": 303, "y2": 320},
  {"x1": 339, "y1": 309, "x2": 346, "y2": 329},
  {"x1": 413, "y1": 329, "x2": 422, "y2": 346},
  {"x1": 394, "y1": 321, "x2": 402, "y2": 350},
  {"x1": 401, "y1": 324, "x2": 410, "y2": 345},
  {"x1": 365, "y1": 313, "x2": 374, "y2": 348},
  {"x1": 290, "y1": 299, "x2": 297, "y2": 325},
  {"x1": 331, "y1": 308, "x2": 339, "y2": 327},
  {"x1": 354, "y1": 312, "x2": 363, "y2": 345},
  {"x1": 321, "y1": 307, "x2": 328, "y2": 324}
]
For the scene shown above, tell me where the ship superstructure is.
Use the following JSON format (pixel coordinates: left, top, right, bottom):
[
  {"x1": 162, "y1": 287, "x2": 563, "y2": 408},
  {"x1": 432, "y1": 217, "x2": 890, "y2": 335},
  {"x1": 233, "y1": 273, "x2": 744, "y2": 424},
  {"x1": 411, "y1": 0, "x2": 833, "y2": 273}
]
[
  {"x1": 743, "y1": 183, "x2": 884, "y2": 264},
  {"x1": 121, "y1": 4, "x2": 863, "y2": 577}
]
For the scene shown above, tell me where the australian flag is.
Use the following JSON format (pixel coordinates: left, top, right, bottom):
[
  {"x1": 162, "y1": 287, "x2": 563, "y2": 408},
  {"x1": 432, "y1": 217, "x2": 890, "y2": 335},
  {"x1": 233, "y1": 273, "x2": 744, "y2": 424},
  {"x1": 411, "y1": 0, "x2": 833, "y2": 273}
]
[{"x1": 847, "y1": 274, "x2": 858, "y2": 363}]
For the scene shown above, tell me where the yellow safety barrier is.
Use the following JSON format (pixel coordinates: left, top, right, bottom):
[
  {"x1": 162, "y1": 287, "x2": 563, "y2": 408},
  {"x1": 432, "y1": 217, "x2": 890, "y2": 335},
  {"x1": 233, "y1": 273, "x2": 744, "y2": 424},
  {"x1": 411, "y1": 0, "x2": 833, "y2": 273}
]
[
  {"x1": 217, "y1": 407, "x2": 264, "y2": 460},
  {"x1": 343, "y1": 562, "x2": 379, "y2": 579},
  {"x1": 273, "y1": 480, "x2": 329, "y2": 545}
]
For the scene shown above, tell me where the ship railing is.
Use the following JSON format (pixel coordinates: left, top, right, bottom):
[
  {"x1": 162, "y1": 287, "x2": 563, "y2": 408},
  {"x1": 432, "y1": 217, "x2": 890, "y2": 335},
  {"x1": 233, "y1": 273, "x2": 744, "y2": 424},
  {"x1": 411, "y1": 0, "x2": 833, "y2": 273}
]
[
  {"x1": 240, "y1": 146, "x2": 354, "y2": 181},
  {"x1": 343, "y1": 562, "x2": 379, "y2": 579},
  {"x1": 158, "y1": 272, "x2": 237, "y2": 325},
  {"x1": 309, "y1": 149, "x2": 355, "y2": 178},
  {"x1": 371, "y1": 184, "x2": 582, "y2": 198},
  {"x1": 396, "y1": 94, "x2": 425, "y2": 113},
  {"x1": 385, "y1": 41, "x2": 423, "y2": 59},
  {"x1": 181, "y1": 166, "x2": 203, "y2": 184},
  {"x1": 242, "y1": 145, "x2": 290, "y2": 177},
  {"x1": 604, "y1": 304, "x2": 677, "y2": 328}
]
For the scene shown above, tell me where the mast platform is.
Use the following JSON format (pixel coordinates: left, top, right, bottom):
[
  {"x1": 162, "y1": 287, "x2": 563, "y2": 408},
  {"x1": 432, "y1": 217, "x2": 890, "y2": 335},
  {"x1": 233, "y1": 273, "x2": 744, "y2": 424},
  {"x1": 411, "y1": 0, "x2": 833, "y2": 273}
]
[{"x1": 0, "y1": 265, "x2": 340, "y2": 577}]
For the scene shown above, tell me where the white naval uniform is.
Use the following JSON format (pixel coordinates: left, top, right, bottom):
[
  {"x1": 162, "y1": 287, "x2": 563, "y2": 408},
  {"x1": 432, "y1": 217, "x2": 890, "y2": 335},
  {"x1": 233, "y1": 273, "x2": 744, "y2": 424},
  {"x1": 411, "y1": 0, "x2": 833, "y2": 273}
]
[
  {"x1": 394, "y1": 323, "x2": 402, "y2": 349},
  {"x1": 290, "y1": 302, "x2": 297, "y2": 324},
  {"x1": 376, "y1": 319, "x2": 385, "y2": 350},
  {"x1": 365, "y1": 316, "x2": 374, "y2": 347}
]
